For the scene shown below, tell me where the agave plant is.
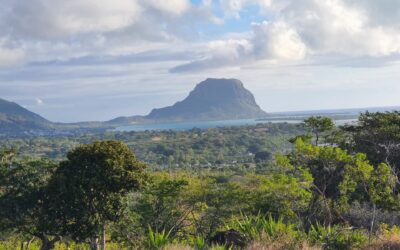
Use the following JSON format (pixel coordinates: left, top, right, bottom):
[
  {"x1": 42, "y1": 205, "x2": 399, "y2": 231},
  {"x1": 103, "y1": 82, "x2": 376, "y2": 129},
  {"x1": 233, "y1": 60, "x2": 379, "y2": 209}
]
[
  {"x1": 228, "y1": 212, "x2": 298, "y2": 241},
  {"x1": 146, "y1": 226, "x2": 173, "y2": 250},
  {"x1": 189, "y1": 235, "x2": 207, "y2": 250},
  {"x1": 308, "y1": 223, "x2": 366, "y2": 250},
  {"x1": 229, "y1": 213, "x2": 263, "y2": 240}
]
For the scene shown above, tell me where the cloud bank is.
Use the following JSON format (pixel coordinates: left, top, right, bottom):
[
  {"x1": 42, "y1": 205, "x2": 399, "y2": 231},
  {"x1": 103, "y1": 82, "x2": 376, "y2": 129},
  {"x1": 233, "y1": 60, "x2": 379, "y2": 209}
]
[
  {"x1": 1, "y1": 0, "x2": 400, "y2": 71},
  {"x1": 172, "y1": 0, "x2": 400, "y2": 72},
  {"x1": 1, "y1": 0, "x2": 400, "y2": 121}
]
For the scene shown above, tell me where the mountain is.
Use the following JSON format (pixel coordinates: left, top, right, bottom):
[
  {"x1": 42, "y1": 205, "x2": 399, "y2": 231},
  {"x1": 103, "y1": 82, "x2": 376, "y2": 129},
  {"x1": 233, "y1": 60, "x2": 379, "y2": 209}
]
[
  {"x1": 0, "y1": 78, "x2": 267, "y2": 135},
  {"x1": 146, "y1": 78, "x2": 267, "y2": 121},
  {"x1": 0, "y1": 98, "x2": 53, "y2": 135},
  {"x1": 0, "y1": 99, "x2": 113, "y2": 136}
]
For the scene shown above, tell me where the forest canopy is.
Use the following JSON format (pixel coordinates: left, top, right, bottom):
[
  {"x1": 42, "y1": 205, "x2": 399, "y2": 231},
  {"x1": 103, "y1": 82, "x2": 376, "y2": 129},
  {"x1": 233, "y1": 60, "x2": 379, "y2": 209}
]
[{"x1": 2, "y1": 112, "x2": 400, "y2": 250}]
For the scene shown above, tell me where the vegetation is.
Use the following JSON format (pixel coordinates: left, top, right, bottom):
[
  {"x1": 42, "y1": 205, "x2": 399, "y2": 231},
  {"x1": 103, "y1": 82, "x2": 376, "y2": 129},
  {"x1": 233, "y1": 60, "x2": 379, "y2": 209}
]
[
  {"x1": 0, "y1": 123, "x2": 304, "y2": 168},
  {"x1": 2, "y1": 112, "x2": 400, "y2": 249}
]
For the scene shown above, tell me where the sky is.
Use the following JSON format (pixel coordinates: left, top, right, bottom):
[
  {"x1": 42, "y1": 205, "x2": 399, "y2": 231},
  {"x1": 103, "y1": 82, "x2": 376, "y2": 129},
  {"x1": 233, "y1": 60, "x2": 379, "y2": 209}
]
[{"x1": 1, "y1": 0, "x2": 400, "y2": 122}]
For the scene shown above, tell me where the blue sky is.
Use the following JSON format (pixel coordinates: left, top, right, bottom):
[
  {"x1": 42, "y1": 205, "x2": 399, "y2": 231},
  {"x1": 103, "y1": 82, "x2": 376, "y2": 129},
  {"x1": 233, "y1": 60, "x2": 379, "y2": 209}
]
[{"x1": 1, "y1": 0, "x2": 400, "y2": 122}]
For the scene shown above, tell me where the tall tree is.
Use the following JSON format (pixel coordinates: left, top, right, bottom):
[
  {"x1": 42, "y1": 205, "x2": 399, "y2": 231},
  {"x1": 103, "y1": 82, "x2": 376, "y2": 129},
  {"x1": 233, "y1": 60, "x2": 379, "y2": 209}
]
[
  {"x1": 303, "y1": 116, "x2": 335, "y2": 145},
  {"x1": 342, "y1": 111, "x2": 400, "y2": 178},
  {"x1": 45, "y1": 141, "x2": 146, "y2": 250},
  {"x1": 0, "y1": 151, "x2": 59, "y2": 250},
  {"x1": 278, "y1": 139, "x2": 396, "y2": 226}
]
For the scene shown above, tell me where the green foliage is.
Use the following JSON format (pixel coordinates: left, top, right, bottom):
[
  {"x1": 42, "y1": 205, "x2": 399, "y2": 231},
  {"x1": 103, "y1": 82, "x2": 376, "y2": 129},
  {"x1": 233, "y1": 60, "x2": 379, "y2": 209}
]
[
  {"x1": 133, "y1": 174, "x2": 190, "y2": 236},
  {"x1": 0, "y1": 154, "x2": 57, "y2": 246},
  {"x1": 247, "y1": 173, "x2": 312, "y2": 219},
  {"x1": 341, "y1": 111, "x2": 400, "y2": 206},
  {"x1": 288, "y1": 134, "x2": 313, "y2": 144},
  {"x1": 0, "y1": 123, "x2": 304, "y2": 169},
  {"x1": 146, "y1": 226, "x2": 172, "y2": 250},
  {"x1": 3, "y1": 114, "x2": 400, "y2": 249},
  {"x1": 342, "y1": 111, "x2": 400, "y2": 168},
  {"x1": 308, "y1": 224, "x2": 367, "y2": 250},
  {"x1": 189, "y1": 235, "x2": 206, "y2": 250},
  {"x1": 303, "y1": 116, "x2": 335, "y2": 145},
  {"x1": 210, "y1": 245, "x2": 233, "y2": 250},
  {"x1": 44, "y1": 141, "x2": 147, "y2": 241},
  {"x1": 228, "y1": 213, "x2": 300, "y2": 241},
  {"x1": 210, "y1": 245, "x2": 231, "y2": 250},
  {"x1": 279, "y1": 139, "x2": 397, "y2": 225},
  {"x1": 254, "y1": 150, "x2": 272, "y2": 163}
]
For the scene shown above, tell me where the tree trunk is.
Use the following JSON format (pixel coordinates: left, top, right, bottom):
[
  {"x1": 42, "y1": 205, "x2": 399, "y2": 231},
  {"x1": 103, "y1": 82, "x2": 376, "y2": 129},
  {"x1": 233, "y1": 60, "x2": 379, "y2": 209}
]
[
  {"x1": 39, "y1": 238, "x2": 53, "y2": 250},
  {"x1": 90, "y1": 237, "x2": 99, "y2": 250},
  {"x1": 26, "y1": 237, "x2": 34, "y2": 250},
  {"x1": 39, "y1": 236, "x2": 59, "y2": 250},
  {"x1": 100, "y1": 224, "x2": 106, "y2": 250}
]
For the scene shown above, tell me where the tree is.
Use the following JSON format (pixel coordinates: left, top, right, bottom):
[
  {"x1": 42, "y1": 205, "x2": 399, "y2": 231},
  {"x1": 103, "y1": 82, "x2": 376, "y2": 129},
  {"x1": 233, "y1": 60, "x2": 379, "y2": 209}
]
[
  {"x1": 44, "y1": 141, "x2": 146, "y2": 250},
  {"x1": 278, "y1": 139, "x2": 396, "y2": 226},
  {"x1": 247, "y1": 172, "x2": 312, "y2": 219},
  {"x1": 254, "y1": 150, "x2": 272, "y2": 163},
  {"x1": 0, "y1": 152, "x2": 58, "y2": 250},
  {"x1": 132, "y1": 175, "x2": 190, "y2": 238},
  {"x1": 341, "y1": 112, "x2": 400, "y2": 179},
  {"x1": 303, "y1": 116, "x2": 335, "y2": 145}
]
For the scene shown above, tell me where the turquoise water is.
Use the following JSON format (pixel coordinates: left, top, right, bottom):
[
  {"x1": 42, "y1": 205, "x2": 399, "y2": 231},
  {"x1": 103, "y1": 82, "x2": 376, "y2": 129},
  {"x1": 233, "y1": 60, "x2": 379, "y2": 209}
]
[{"x1": 114, "y1": 118, "x2": 356, "y2": 132}]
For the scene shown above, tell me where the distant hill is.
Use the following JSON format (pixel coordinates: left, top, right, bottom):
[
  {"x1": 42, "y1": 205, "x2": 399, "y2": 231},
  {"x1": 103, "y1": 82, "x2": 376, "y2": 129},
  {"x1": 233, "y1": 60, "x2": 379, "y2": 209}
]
[
  {"x1": 0, "y1": 99, "x2": 111, "y2": 136},
  {"x1": 146, "y1": 78, "x2": 267, "y2": 121},
  {"x1": 0, "y1": 99, "x2": 54, "y2": 135}
]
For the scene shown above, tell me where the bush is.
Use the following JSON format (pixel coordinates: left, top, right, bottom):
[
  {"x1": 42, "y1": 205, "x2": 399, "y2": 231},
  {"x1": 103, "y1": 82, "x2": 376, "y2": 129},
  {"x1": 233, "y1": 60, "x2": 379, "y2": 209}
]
[
  {"x1": 189, "y1": 236, "x2": 206, "y2": 250},
  {"x1": 228, "y1": 213, "x2": 299, "y2": 241},
  {"x1": 308, "y1": 224, "x2": 367, "y2": 250},
  {"x1": 344, "y1": 202, "x2": 400, "y2": 230},
  {"x1": 365, "y1": 224, "x2": 400, "y2": 249},
  {"x1": 227, "y1": 213, "x2": 306, "y2": 249},
  {"x1": 146, "y1": 226, "x2": 173, "y2": 250}
]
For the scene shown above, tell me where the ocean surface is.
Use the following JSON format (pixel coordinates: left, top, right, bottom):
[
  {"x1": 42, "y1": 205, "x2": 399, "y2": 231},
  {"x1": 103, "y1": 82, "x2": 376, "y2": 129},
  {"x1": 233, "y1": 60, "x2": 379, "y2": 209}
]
[{"x1": 114, "y1": 118, "x2": 357, "y2": 132}]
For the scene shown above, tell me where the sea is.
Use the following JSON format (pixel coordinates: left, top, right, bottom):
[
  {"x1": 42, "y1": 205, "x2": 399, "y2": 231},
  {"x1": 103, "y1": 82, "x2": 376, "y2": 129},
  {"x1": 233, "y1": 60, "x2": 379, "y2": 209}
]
[{"x1": 113, "y1": 118, "x2": 357, "y2": 132}]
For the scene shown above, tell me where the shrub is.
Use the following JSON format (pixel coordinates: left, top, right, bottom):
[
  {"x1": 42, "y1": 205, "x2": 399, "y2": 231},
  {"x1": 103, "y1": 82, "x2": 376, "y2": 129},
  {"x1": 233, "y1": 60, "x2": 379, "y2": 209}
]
[
  {"x1": 308, "y1": 224, "x2": 367, "y2": 250},
  {"x1": 189, "y1": 236, "x2": 206, "y2": 250},
  {"x1": 365, "y1": 224, "x2": 400, "y2": 249},
  {"x1": 344, "y1": 202, "x2": 400, "y2": 230},
  {"x1": 227, "y1": 213, "x2": 306, "y2": 249},
  {"x1": 228, "y1": 213, "x2": 299, "y2": 241},
  {"x1": 146, "y1": 226, "x2": 173, "y2": 250}
]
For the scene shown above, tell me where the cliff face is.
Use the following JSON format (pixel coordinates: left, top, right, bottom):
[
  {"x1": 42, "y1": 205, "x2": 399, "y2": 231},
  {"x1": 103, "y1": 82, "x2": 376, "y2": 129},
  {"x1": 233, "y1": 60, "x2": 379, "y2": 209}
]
[{"x1": 147, "y1": 78, "x2": 267, "y2": 121}]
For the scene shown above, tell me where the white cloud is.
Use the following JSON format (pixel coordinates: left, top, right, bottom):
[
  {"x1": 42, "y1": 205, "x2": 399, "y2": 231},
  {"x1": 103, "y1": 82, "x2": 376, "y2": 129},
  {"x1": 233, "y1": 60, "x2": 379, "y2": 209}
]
[
  {"x1": 1, "y1": 0, "x2": 400, "y2": 121},
  {"x1": 1, "y1": 0, "x2": 400, "y2": 72},
  {"x1": 171, "y1": 39, "x2": 253, "y2": 72},
  {"x1": 0, "y1": 0, "x2": 216, "y2": 67},
  {"x1": 280, "y1": 0, "x2": 400, "y2": 57},
  {"x1": 0, "y1": 37, "x2": 25, "y2": 67},
  {"x1": 220, "y1": 0, "x2": 274, "y2": 17},
  {"x1": 171, "y1": 20, "x2": 307, "y2": 72},
  {"x1": 251, "y1": 21, "x2": 306, "y2": 61},
  {"x1": 142, "y1": 0, "x2": 191, "y2": 17},
  {"x1": 35, "y1": 98, "x2": 44, "y2": 105},
  {"x1": 5, "y1": 0, "x2": 142, "y2": 39},
  {"x1": 0, "y1": 46, "x2": 24, "y2": 67},
  {"x1": 172, "y1": 0, "x2": 400, "y2": 72}
]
